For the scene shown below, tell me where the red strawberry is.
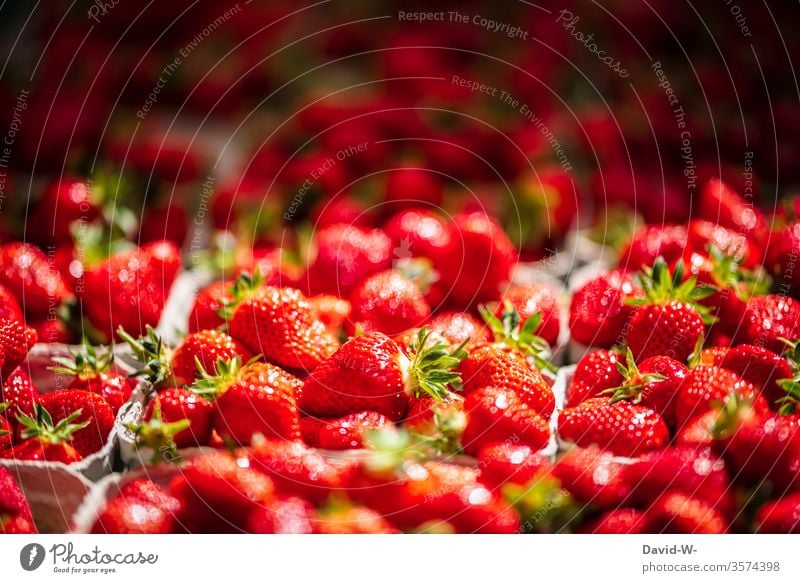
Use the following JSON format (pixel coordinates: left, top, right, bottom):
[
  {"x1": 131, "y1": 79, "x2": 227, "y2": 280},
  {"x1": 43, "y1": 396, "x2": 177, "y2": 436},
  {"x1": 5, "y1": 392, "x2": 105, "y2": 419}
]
[
  {"x1": 308, "y1": 294, "x2": 351, "y2": 334},
  {"x1": 558, "y1": 397, "x2": 669, "y2": 457},
  {"x1": 301, "y1": 410, "x2": 394, "y2": 450},
  {"x1": 192, "y1": 357, "x2": 302, "y2": 445},
  {"x1": 427, "y1": 311, "x2": 490, "y2": 347},
  {"x1": 0, "y1": 318, "x2": 37, "y2": 378},
  {"x1": 384, "y1": 168, "x2": 443, "y2": 211},
  {"x1": 312, "y1": 501, "x2": 400, "y2": 534},
  {"x1": 0, "y1": 403, "x2": 11, "y2": 449},
  {"x1": 300, "y1": 329, "x2": 465, "y2": 422},
  {"x1": 50, "y1": 344, "x2": 135, "y2": 414},
  {"x1": 552, "y1": 446, "x2": 631, "y2": 509},
  {"x1": 495, "y1": 283, "x2": 561, "y2": 346},
  {"x1": 0, "y1": 466, "x2": 36, "y2": 534},
  {"x1": 227, "y1": 284, "x2": 339, "y2": 372},
  {"x1": 765, "y1": 221, "x2": 800, "y2": 296},
  {"x1": 674, "y1": 365, "x2": 767, "y2": 427},
  {"x1": 170, "y1": 329, "x2": 251, "y2": 387},
  {"x1": 0, "y1": 367, "x2": 39, "y2": 421},
  {"x1": 188, "y1": 280, "x2": 232, "y2": 333},
  {"x1": 28, "y1": 177, "x2": 101, "y2": 245},
  {"x1": 569, "y1": 270, "x2": 641, "y2": 348},
  {"x1": 1, "y1": 403, "x2": 86, "y2": 463},
  {"x1": 736, "y1": 295, "x2": 800, "y2": 354},
  {"x1": 0, "y1": 242, "x2": 70, "y2": 317},
  {"x1": 624, "y1": 259, "x2": 711, "y2": 363},
  {"x1": 383, "y1": 208, "x2": 452, "y2": 263},
  {"x1": 720, "y1": 344, "x2": 792, "y2": 406},
  {"x1": 579, "y1": 509, "x2": 647, "y2": 534},
  {"x1": 311, "y1": 197, "x2": 371, "y2": 229},
  {"x1": 30, "y1": 317, "x2": 73, "y2": 344},
  {"x1": 699, "y1": 178, "x2": 766, "y2": 244},
  {"x1": 347, "y1": 270, "x2": 431, "y2": 336},
  {"x1": 566, "y1": 349, "x2": 624, "y2": 407},
  {"x1": 37, "y1": 389, "x2": 115, "y2": 457},
  {"x1": 0, "y1": 283, "x2": 23, "y2": 322},
  {"x1": 435, "y1": 211, "x2": 517, "y2": 309},
  {"x1": 618, "y1": 224, "x2": 687, "y2": 271},
  {"x1": 403, "y1": 394, "x2": 466, "y2": 452},
  {"x1": 462, "y1": 386, "x2": 551, "y2": 456},
  {"x1": 92, "y1": 480, "x2": 180, "y2": 534},
  {"x1": 139, "y1": 387, "x2": 213, "y2": 449},
  {"x1": 477, "y1": 442, "x2": 552, "y2": 490},
  {"x1": 686, "y1": 219, "x2": 759, "y2": 267},
  {"x1": 247, "y1": 439, "x2": 343, "y2": 504},
  {"x1": 645, "y1": 492, "x2": 728, "y2": 533},
  {"x1": 755, "y1": 493, "x2": 800, "y2": 533},
  {"x1": 247, "y1": 496, "x2": 315, "y2": 534},
  {"x1": 303, "y1": 224, "x2": 392, "y2": 296}
]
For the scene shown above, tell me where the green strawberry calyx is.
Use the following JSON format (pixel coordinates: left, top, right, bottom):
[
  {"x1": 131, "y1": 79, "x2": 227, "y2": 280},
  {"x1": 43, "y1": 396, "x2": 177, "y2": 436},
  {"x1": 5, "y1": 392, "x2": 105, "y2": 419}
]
[
  {"x1": 479, "y1": 301, "x2": 556, "y2": 373},
  {"x1": 117, "y1": 325, "x2": 173, "y2": 386},
  {"x1": 363, "y1": 427, "x2": 436, "y2": 476},
  {"x1": 705, "y1": 245, "x2": 771, "y2": 302},
  {"x1": 405, "y1": 327, "x2": 467, "y2": 401},
  {"x1": 16, "y1": 404, "x2": 90, "y2": 445},
  {"x1": 710, "y1": 392, "x2": 758, "y2": 440},
  {"x1": 776, "y1": 338, "x2": 800, "y2": 415},
  {"x1": 189, "y1": 355, "x2": 248, "y2": 400},
  {"x1": 503, "y1": 475, "x2": 582, "y2": 534},
  {"x1": 602, "y1": 347, "x2": 666, "y2": 404},
  {"x1": 217, "y1": 269, "x2": 265, "y2": 322},
  {"x1": 50, "y1": 339, "x2": 114, "y2": 380},
  {"x1": 125, "y1": 401, "x2": 190, "y2": 465},
  {"x1": 0, "y1": 402, "x2": 9, "y2": 438}
]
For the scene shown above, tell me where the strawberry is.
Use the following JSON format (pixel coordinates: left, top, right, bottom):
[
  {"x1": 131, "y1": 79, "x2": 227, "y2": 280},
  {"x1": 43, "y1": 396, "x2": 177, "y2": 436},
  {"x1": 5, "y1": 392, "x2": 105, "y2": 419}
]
[
  {"x1": 0, "y1": 242, "x2": 70, "y2": 318},
  {"x1": 312, "y1": 501, "x2": 400, "y2": 534},
  {"x1": 383, "y1": 208, "x2": 452, "y2": 264},
  {"x1": 31, "y1": 317, "x2": 74, "y2": 344},
  {"x1": 303, "y1": 224, "x2": 392, "y2": 296},
  {"x1": 605, "y1": 349, "x2": 687, "y2": 426},
  {"x1": 394, "y1": 311, "x2": 490, "y2": 350},
  {"x1": 1, "y1": 403, "x2": 87, "y2": 463},
  {"x1": 403, "y1": 394, "x2": 466, "y2": 452},
  {"x1": 91, "y1": 480, "x2": 181, "y2": 534},
  {"x1": 552, "y1": 446, "x2": 631, "y2": 509},
  {"x1": 0, "y1": 367, "x2": 38, "y2": 421},
  {"x1": 461, "y1": 386, "x2": 551, "y2": 456},
  {"x1": 765, "y1": 221, "x2": 800, "y2": 296},
  {"x1": 384, "y1": 168, "x2": 443, "y2": 211},
  {"x1": 247, "y1": 439, "x2": 343, "y2": 504},
  {"x1": 618, "y1": 224, "x2": 687, "y2": 271},
  {"x1": 0, "y1": 403, "x2": 13, "y2": 449},
  {"x1": 0, "y1": 318, "x2": 37, "y2": 378},
  {"x1": 0, "y1": 466, "x2": 36, "y2": 534},
  {"x1": 188, "y1": 280, "x2": 232, "y2": 333},
  {"x1": 139, "y1": 388, "x2": 213, "y2": 449},
  {"x1": 624, "y1": 258, "x2": 712, "y2": 363},
  {"x1": 300, "y1": 410, "x2": 394, "y2": 450},
  {"x1": 169, "y1": 329, "x2": 251, "y2": 387},
  {"x1": 27, "y1": 177, "x2": 101, "y2": 245},
  {"x1": 686, "y1": 219, "x2": 759, "y2": 268},
  {"x1": 674, "y1": 365, "x2": 767, "y2": 427},
  {"x1": 307, "y1": 294, "x2": 351, "y2": 334},
  {"x1": 226, "y1": 283, "x2": 339, "y2": 372},
  {"x1": 566, "y1": 349, "x2": 624, "y2": 407},
  {"x1": 192, "y1": 357, "x2": 302, "y2": 445},
  {"x1": 569, "y1": 270, "x2": 641, "y2": 348},
  {"x1": 495, "y1": 283, "x2": 561, "y2": 346},
  {"x1": 50, "y1": 344, "x2": 135, "y2": 414},
  {"x1": 247, "y1": 496, "x2": 315, "y2": 534},
  {"x1": 699, "y1": 178, "x2": 766, "y2": 244},
  {"x1": 755, "y1": 493, "x2": 800, "y2": 533},
  {"x1": 300, "y1": 329, "x2": 465, "y2": 422},
  {"x1": 0, "y1": 283, "x2": 23, "y2": 322},
  {"x1": 720, "y1": 344, "x2": 792, "y2": 406},
  {"x1": 435, "y1": 211, "x2": 516, "y2": 309},
  {"x1": 171, "y1": 450, "x2": 275, "y2": 533},
  {"x1": 645, "y1": 492, "x2": 728, "y2": 533},
  {"x1": 37, "y1": 389, "x2": 115, "y2": 457},
  {"x1": 311, "y1": 197, "x2": 371, "y2": 229},
  {"x1": 477, "y1": 442, "x2": 552, "y2": 490},
  {"x1": 579, "y1": 509, "x2": 647, "y2": 534},
  {"x1": 347, "y1": 270, "x2": 431, "y2": 336},
  {"x1": 558, "y1": 397, "x2": 669, "y2": 457},
  {"x1": 736, "y1": 295, "x2": 800, "y2": 354}
]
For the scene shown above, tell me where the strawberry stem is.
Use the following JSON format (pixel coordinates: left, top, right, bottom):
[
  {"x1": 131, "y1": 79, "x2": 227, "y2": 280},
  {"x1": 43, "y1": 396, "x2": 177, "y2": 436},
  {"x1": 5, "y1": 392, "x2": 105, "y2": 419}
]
[
  {"x1": 16, "y1": 404, "x2": 90, "y2": 445},
  {"x1": 405, "y1": 327, "x2": 467, "y2": 400},
  {"x1": 479, "y1": 302, "x2": 556, "y2": 373},
  {"x1": 117, "y1": 325, "x2": 172, "y2": 386}
]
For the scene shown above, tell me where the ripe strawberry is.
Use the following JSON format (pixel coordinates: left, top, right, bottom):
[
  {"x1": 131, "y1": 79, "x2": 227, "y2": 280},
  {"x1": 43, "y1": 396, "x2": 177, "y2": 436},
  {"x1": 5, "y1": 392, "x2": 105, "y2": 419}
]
[
  {"x1": 618, "y1": 224, "x2": 687, "y2": 271},
  {"x1": 139, "y1": 388, "x2": 213, "y2": 449},
  {"x1": 312, "y1": 501, "x2": 400, "y2": 534},
  {"x1": 434, "y1": 211, "x2": 517, "y2": 309},
  {"x1": 300, "y1": 329, "x2": 465, "y2": 422},
  {"x1": 699, "y1": 178, "x2": 766, "y2": 244},
  {"x1": 384, "y1": 168, "x2": 443, "y2": 211},
  {"x1": 50, "y1": 344, "x2": 135, "y2": 414},
  {"x1": 0, "y1": 403, "x2": 13, "y2": 449},
  {"x1": 686, "y1": 219, "x2": 759, "y2": 267},
  {"x1": 569, "y1": 270, "x2": 641, "y2": 348},
  {"x1": 31, "y1": 317, "x2": 74, "y2": 344},
  {"x1": 303, "y1": 224, "x2": 392, "y2": 296},
  {"x1": 605, "y1": 349, "x2": 688, "y2": 426},
  {"x1": 403, "y1": 394, "x2": 466, "y2": 452},
  {"x1": 37, "y1": 389, "x2": 115, "y2": 457},
  {"x1": 0, "y1": 367, "x2": 38, "y2": 421},
  {"x1": 462, "y1": 386, "x2": 551, "y2": 456},
  {"x1": 755, "y1": 493, "x2": 800, "y2": 533},
  {"x1": 495, "y1": 283, "x2": 561, "y2": 346},
  {"x1": 0, "y1": 318, "x2": 37, "y2": 378},
  {"x1": 192, "y1": 357, "x2": 302, "y2": 445},
  {"x1": 579, "y1": 509, "x2": 647, "y2": 534},
  {"x1": 558, "y1": 397, "x2": 669, "y2": 457},
  {"x1": 765, "y1": 221, "x2": 800, "y2": 296},
  {"x1": 171, "y1": 450, "x2": 275, "y2": 533},
  {"x1": 644, "y1": 492, "x2": 728, "y2": 533},
  {"x1": 170, "y1": 329, "x2": 251, "y2": 386},
  {"x1": 300, "y1": 410, "x2": 394, "y2": 450},
  {"x1": 0, "y1": 283, "x2": 23, "y2": 322},
  {"x1": 624, "y1": 258, "x2": 712, "y2": 363},
  {"x1": 247, "y1": 439, "x2": 343, "y2": 504},
  {"x1": 0, "y1": 466, "x2": 36, "y2": 534},
  {"x1": 736, "y1": 295, "x2": 800, "y2": 354},
  {"x1": 394, "y1": 311, "x2": 490, "y2": 350},
  {"x1": 0, "y1": 242, "x2": 70, "y2": 317},
  {"x1": 566, "y1": 349, "x2": 624, "y2": 407},
  {"x1": 247, "y1": 496, "x2": 315, "y2": 534},
  {"x1": 308, "y1": 294, "x2": 351, "y2": 334},
  {"x1": 1, "y1": 404, "x2": 87, "y2": 463},
  {"x1": 91, "y1": 480, "x2": 181, "y2": 534},
  {"x1": 311, "y1": 197, "x2": 371, "y2": 229},
  {"x1": 477, "y1": 442, "x2": 552, "y2": 490},
  {"x1": 720, "y1": 344, "x2": 792, "y2": 406},
  {"x1": 674, "y1": 365, "x2": 767, "y2": 427},
  {"x1": 28, "y1": 177, "x2": 101, "y2": 245},
  {"x1": 347, "y1": 270, "x2": 431, "y2": 336},
  {"x1": 552, "y1": 446, "x2": 631, "y2": 509},
  {"x1": 188, "y1": 280, "x2": 232, "y2": 333},
  {"x1": 226, "y1": 283, "x2": 339, "y2": 372},
  {"x1": 383, "y1": 208, "x2": 452, "y2": 263}
]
